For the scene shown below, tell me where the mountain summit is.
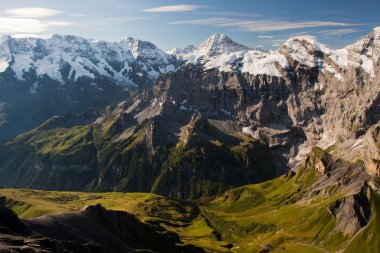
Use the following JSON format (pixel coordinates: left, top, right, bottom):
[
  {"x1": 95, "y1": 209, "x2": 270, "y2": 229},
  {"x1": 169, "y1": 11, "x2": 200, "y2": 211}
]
[
  {"x1": 197, "y1": 33, "x2": 250, "y2": 55},
  {"x1": 0, "y1": 34, "x2": 176, "y2": 85},
  {"x1": 166, "y1": 33, "x2": 249, "y2": 63},
  {"x1": 125, "y1": 36, "x2": 173, "y2": 63}
]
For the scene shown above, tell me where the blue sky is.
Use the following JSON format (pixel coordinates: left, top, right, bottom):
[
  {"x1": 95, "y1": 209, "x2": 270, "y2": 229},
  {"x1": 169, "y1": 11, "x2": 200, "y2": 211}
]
[{"x1": 0, "y1": 0, "x2": 379, "y2": 50}]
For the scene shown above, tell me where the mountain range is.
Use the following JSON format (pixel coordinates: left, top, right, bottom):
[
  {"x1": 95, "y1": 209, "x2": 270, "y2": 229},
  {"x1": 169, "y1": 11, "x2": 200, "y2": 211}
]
[
  {"x1": 0, "y1": 29, "x2": 378, "y2": 141},
  {"x1": 0, "y1": 27, "x2": 380, "y2": 252}
]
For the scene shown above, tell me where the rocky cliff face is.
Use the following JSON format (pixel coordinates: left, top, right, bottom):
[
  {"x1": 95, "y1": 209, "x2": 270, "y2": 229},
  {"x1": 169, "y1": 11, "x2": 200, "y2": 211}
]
[{"x1": 0, "y1": 86, "x2": 277, "y2": 198}]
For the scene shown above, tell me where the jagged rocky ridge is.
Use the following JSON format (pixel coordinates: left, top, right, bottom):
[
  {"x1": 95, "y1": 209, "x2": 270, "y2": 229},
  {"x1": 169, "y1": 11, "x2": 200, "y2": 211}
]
[{"x1": 1, "y1": 28, "x2": 380, "y2": 200}]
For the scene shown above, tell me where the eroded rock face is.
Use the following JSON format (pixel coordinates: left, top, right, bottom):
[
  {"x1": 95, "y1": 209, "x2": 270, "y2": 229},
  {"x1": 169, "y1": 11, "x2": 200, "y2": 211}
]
[
  {"x1": 152, "y1": 28, "x2": 380, "y2": 167},
  {"x1": 292, "y1": 147, "x2": 373, "y2": 238},
  {"x1": 366, "y1": 159, "x2": 380, "y2": 177},
  {"x1": 329, "y1": 185, "x2": 371, "y2": 236},
  {"x1": 303, "y1": 147, "x2": 333, "y2": 174}
]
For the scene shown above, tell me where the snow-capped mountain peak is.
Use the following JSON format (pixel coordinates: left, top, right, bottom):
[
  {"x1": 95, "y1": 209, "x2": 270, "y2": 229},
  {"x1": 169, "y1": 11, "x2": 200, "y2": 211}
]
[
  {"x1": 347, "y1": 27, "x2": 380, "y2": 53},
  {"x1": 124, "y1": 36, "x2": 174, "y2": 64},
  {"x1": 198, "y1": 33, "x2": 249, "y2": 55},
  {"x1": 51, "y1": 34, "x2": 87, "y2": 43},
  {"x1": 166, "y1": 33, "x2": 289, "y2": 76},
  {"x1": 0, "y1": 34, "x2": 177, "y2": 86},
  {"x1": 167, "y1": 33, "x2": 250, "y2": 65},
  {"x1": 1, "y1": 28, "x2": 379, "y2": 91},
  {"x1": 165, "y1": 45, "x2": 196, "y2": 57},
  {"x1": 126, "y1": 37, "x2": 157, "y2": 56},
  {"x1": 342, "y1": 27, "x2": 380, "y2": 78}
]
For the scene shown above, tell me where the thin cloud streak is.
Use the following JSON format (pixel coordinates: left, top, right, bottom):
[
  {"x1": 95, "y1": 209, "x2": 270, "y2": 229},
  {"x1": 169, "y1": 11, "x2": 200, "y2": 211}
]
[
  {"x1": 3, "y1": 8, "x2": 62, "y2": 18},
  {"x1": 79, "y1": 16, "x2": 155, "y2": 28},
  {"x1": 0, "y1": 17, "x2": 71, "y2": 34},
  {"x1": 0, "y1": 17, "x2": 50, "y2": 33},
  {"x1": 258, "y1": 35, "x2": 274, "y2": 38},
  {"x1": 0, "y1": 7, "x2": 71, "y2": 35},
  {"x1": 321, "y1": 28, "x2": 360, "y2": 36},
  {"x1": 144, "y1": 5, "x2": 203, "y2": 13},
  {"x1": 170, "y1": 18, "x2": 355, "y2": 32},
  {"x1": 197, "y1": 10, "x2": 262, "y2": 18}
]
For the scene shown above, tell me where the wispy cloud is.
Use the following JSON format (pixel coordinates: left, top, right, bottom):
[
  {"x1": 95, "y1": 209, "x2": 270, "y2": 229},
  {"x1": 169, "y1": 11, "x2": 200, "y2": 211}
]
[
  {"x1": 0, "y1": 17, "x2": 48, "y2": 33},
  {"x1": 320, "y1": 28, "x2": 360, "y2": 36},
  {"x1": 144, "y1": 5, "x2": 203, "y2": 13},
  {"x1": 3, "y1": 8, "x2": 62, "y2": 18},
  {"x1": 258, "y1": 35, "x2": 274, "y2": 39},
  {"x1": 170, "y1": 18, "x2": 355, "y2": 32},
  {"x1": 0, "y1": 17, "x2": 71, "y2": 34},
  {"x1": 0, "y1": 7, "x2": 71, "y2": 35},
  {"x1": 198, "y1": 11, "x2": 262, "y2": 18},
  {"x1": 80, "y1": 16, "x2": 155, "y2": 28}
]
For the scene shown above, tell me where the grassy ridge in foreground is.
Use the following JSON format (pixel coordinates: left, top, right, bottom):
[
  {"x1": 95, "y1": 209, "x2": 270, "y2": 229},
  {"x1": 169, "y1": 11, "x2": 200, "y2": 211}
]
[
  {"x1": 0, "y1": 189, "x2": 228, "y2": 252},
  {"x1": 0, "y1": 166, "x2": 378, "y2": 252}
]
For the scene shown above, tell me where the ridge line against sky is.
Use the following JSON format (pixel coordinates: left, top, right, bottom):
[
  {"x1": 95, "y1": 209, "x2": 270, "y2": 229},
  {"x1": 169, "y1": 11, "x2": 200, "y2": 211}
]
[{"x1": 0, "y1": 0, "x2": 379, "y2": 50}]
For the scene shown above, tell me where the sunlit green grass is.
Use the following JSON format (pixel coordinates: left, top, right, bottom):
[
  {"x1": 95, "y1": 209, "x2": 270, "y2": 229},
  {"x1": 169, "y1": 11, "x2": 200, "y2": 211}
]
[
  {"x1": 1, "y1": 160, "x2": 378, "y2": 253},
  {"x1": 0, "y1": 188, "x2": 228, "y2": 252}
]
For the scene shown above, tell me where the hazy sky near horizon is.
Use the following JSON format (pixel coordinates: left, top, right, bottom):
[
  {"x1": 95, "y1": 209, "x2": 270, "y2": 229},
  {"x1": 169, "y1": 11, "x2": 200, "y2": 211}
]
[{"x1": 0, "y1": 0, "x2": 379, "y2": 50}]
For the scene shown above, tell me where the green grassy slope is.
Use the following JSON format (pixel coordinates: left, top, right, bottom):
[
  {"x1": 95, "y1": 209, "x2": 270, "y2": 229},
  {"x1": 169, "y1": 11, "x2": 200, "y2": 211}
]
[
  {"x1": 0, "y1": 112, "x2": 278, "y2": 199},
  {"x1": 0, "y1": 148, "x2": 378, "y2": 252},
  {"x1": 0, "y1": 188, "x2": 228, "y2": 252},
  {"x1": 196, "y1": 147, "x2": 378, "y2": 252},
  {"x1": 200, "y1": 170, "x2": 339, "y2": 253}
]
